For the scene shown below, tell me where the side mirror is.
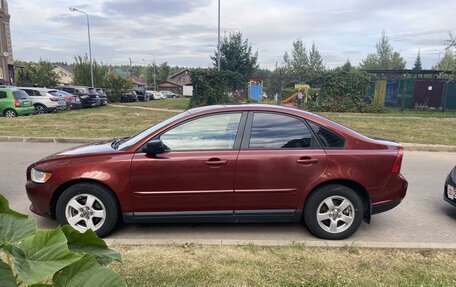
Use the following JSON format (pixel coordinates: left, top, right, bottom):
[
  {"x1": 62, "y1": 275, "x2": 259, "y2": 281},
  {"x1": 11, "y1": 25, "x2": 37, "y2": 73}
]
[{"x1": 146, "y1": 140, "x2": 167, "y2": 155}]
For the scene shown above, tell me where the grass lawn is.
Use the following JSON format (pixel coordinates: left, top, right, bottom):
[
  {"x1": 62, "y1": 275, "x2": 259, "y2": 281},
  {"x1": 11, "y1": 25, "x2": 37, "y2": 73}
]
[
  {"x1": 125, "y1": 98, "x2": 190, "y2": 110},
  {"x1": 0, "y1": 106, "x2": 178, "y2": 139},
  {"x1": 112, "y1": 244, "x2": 456, "y2": 287},
  {"x1": 0, "y1": 103, "x2": 455, "y2": 145}
]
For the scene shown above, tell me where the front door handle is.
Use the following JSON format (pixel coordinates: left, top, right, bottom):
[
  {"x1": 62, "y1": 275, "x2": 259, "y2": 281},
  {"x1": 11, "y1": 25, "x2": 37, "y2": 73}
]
[
  {"x1": 296, "y1": 157, "x2": 318, "y2": 165},
  {"x1": 205, "y1": 158, "x2": 227, "y2": 167}
]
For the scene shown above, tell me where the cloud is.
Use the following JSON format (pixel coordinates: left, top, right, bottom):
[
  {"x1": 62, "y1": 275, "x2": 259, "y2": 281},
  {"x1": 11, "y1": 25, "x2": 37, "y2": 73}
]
[{"x1": 8, "y1": 0, "x2": 456, "y2": 69}]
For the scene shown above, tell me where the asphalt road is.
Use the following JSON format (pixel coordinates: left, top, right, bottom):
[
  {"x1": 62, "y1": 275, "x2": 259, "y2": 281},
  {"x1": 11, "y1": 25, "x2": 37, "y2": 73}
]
[{"x1": 1, "y1": 142, "x2": 456, "y2": 246}]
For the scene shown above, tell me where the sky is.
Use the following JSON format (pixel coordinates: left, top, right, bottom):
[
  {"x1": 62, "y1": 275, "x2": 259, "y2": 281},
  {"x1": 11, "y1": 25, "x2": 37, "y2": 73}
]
[{"x1": 9, "y1": 0, "x2": 456, "y2": 69}]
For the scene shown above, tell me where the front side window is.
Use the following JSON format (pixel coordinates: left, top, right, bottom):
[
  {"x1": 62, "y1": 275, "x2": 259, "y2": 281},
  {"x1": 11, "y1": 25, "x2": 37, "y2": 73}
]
[
  {"x1": 160, "y1": 113, "x2": 242, "y2": 151},
  {"x1": 248, "y1": 112, "x2": 317, "y2": 149}
]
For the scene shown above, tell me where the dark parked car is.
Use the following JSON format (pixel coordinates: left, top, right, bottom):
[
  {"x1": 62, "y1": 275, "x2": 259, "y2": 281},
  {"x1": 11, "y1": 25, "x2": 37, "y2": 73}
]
[
  {"x1": 444, "y1": 166, "x2": 456, "y2": 207},
  {"x1": 120, "y1": 90, "x2": 138, "y2": 102},
  {"x1": 90, "y1": 88, "x2": 108, "y2": 106},
  {"x1": 55, "y1": 86, "x2": 98, "y2": 108},
  {"x1": 135, "y1": 90, "x2": 150, "y2": 102},
  {"x1": 51, "y1": 90, "x2": 81, "y2": 110},
  {"x1": 26, "y1": 105, "x2": 407, "y2": 239}
]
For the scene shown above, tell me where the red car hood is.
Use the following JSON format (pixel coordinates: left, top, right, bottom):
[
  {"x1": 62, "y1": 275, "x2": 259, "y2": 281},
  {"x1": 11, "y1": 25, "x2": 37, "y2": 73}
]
[{"x1": 39, "y1": 141, "x2": 117, "y2": 162}]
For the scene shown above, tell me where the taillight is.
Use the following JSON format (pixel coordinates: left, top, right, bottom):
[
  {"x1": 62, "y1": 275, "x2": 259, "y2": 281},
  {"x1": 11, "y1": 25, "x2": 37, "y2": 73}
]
[
  {"x1": 14, "y1": 99, "x2": 20, "y2": 107},
  {"x1": 65, "y1": 97, "x2": 74, "y2": 101},
  {"x1": 392, "y1": 146, "x2": 404, "y2": 174},
  {"x1": 49, "y1": 97, "x2": 59, "y2": 101}
]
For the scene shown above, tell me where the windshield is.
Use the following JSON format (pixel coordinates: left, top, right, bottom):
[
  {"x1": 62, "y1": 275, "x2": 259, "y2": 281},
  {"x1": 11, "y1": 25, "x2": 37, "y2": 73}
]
[{"x1": 117, "y1": 111, "x2": 190, "y2": 150}]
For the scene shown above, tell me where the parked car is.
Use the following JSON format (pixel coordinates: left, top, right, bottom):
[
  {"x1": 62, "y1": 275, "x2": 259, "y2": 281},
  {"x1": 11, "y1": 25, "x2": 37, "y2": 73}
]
[
  {"x1": 135, "y1": 90, "x2": 150, "y2": 102},
  {"x1": 55, "y1": 86, "x2": 99, "y2": 108},
  {"x1": 53, "y1": 90, "x2": 82, "y2": 110},
  {"x1": 444, "y1": 166, "x2": 456, "y2": 207},
  {"x1": 26, "y1": 105, "x2": 408, "y2": 239},
  {"x1": 19, "y1": 87, "x2": 66, "y2": 114},
  {"x1": 90, "y1": 87, "x2": 108, "y2": 106},
  {"x1": 120, "y1": 90, "x2": 138, "y2": 102},
  {"x1": 161, "y1": 90, "x2": 177, "y2": 98},
  {"x1": 149, "y1": 91, "x2": 164, "y2": 100},
  {"x1": 0, "y1": 87, "x2": 35, "y2": 117}
]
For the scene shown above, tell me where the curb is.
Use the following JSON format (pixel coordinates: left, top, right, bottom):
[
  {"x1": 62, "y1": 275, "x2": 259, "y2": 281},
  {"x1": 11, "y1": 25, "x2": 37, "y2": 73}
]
[
  {"x1": 0, "y1": 136, "x2": 109, "y2": 144},
  {"x1": 0, "y1": 136, "x2": 455, "y2": 152},
  {"x1": 105, "y1": 238, "x2": 456, "y2": 250}
]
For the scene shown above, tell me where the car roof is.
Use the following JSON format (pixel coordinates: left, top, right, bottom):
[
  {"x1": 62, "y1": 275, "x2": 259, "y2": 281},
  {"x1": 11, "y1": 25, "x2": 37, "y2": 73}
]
[{"x1": 18, "y1": 87, "x2": 58, "y2": 92}]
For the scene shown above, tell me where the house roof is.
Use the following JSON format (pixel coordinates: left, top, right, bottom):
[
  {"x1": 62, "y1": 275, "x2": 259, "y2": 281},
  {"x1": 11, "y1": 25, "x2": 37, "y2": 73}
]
[
  {"x1": 131, "y1": 75, "x2": 145, "y2": 86},
  {"x1": 112, "y1": 68, "x2": 129, "y2": 77},
  {"x1": 158, "y1": 80, "x2": 183, "y2": 88},
  {"x1": 52, "y1": 64, "x2": 74, "y2": 74},
  {"x1": 169, "y1": 69, "x2": 190, "y2": 79}
]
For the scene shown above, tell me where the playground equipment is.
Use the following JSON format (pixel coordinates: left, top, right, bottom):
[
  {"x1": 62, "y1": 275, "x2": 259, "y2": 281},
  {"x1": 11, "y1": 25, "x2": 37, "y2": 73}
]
[{"x1": 248, "y1": 78, "x2": 263, "y2": 102}]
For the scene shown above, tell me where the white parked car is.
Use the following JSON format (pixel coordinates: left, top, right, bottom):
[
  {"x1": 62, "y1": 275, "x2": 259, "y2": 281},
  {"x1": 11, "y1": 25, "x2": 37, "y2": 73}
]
[
  {"x1": 19, "y1": 87, "x2": 66, "y2": 114},
  {"x1": 148, "y1": 90, "x2": 165, "y2": 100},
  {"x1": 161, "y1": 90, "x2": 178, "y2": 98}
]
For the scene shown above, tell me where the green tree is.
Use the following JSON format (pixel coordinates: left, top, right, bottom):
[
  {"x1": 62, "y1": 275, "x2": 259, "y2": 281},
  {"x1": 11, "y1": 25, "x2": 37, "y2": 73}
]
[
  {"x1": 434, "y1": 50, "x2": 455, "y2": 70},
  {"x1": 284, "y1": 38, "x2": 309, "y2": 81},
  {"x1": 73, "y1": 55, "x2": 108, "y2": 87},
  {"x1": 360, "y1": 31, "x2": 406, "y2": 70},
  {"x1": 33, "y1": 60, "x2": 60, "y2": 87},
  {"x1": 211, "y1": 31, "x2": 258, "y2": 79},
  {"x1": 104, "y1": 73, "x2": 133, "y2": 102},
  {"x1": 309, "y1": 42, "x2": 325, "y2": 74},
  {"x1": 413, "y1": 50, "x2": 422, "y2": 71},
  {"x1": 14, "y1": 60, "x2": 34, "y2": 86}
]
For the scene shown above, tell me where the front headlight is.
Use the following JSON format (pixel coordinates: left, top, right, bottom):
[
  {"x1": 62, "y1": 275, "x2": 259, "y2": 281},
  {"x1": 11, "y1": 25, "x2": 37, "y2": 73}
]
[
  {"x1": 448, "y1": 184, "x2": 456, "y2": 200},
  {"x1": 31, "y1": 168, "x2": 52, "y2": 183}
]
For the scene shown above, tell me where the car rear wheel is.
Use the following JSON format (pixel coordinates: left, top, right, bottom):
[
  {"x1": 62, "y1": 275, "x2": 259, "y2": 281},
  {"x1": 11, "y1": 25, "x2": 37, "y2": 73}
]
[
  {"x1": 35, "y1": 104, "x2": 47, "y2": 114},
  {"x1": 4, "y1": 109, "x2": 18, "y2": 118},
  {"x1": 304, "y1": 184, "x2": 363, "y2": 240},
  {"x1": 56, "y1": 183, "x2": 119, "y2": 237}
]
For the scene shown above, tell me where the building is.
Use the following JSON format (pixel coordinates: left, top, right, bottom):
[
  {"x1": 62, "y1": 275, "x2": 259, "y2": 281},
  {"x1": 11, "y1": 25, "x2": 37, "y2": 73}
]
[
  {"x1": 0, "y1": 0, "x2": 14, "y2": 85},
  {"x1": 157, "y1": 69, "x2": 192, "y2": 95},
  {"x1": 52, "y1": 65, "x2": 74, "y2": 85}
]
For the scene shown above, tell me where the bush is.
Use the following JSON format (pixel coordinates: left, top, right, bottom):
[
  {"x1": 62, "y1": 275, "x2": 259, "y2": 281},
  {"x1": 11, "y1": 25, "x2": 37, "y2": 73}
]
[
  {"x1": 104, "y1": 73, "x2": 133, "y2": 103},
  {"x1": 0, "y1": 194, "x2": 125, "y2": 287},
  {"x1": 189, "y1": 69, "x2": 243, "y2": 108},
  {"x1": 317, "y1": 70, "x2": 384, "y2": 113}
]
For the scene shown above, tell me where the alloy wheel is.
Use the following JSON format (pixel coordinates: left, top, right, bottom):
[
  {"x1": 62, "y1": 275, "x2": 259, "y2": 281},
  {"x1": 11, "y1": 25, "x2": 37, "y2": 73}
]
[
  {"x1": 316, "y1": 195, "x2": 355, "y2": 234},
  {"x1": 4, "y1": 110, "x2": 17, "y2": 118},
  {"x1": 65, "y1": 193, "x2": 106, "y2": 232}
]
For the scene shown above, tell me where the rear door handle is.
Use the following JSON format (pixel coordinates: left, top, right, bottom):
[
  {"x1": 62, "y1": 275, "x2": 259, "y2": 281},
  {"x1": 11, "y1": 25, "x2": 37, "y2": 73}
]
[
  {"x1": 205, "y1": 158, "x2": 227, "y2": 167},
  {"x1": 296, "y1": 157, "x2": 319, "y2": 165}
]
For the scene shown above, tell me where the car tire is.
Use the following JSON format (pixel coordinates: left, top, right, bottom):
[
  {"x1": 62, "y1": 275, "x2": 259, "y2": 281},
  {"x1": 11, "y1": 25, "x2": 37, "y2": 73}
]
[
  {"x1": 304, "y1": 184, "x2": 363, "y2": 240},
  {"x1": 56, "y1": 183, "x2": 119, "y2": 238},
  {"x1": 4, "y1": 109, "x2": 18, "y2": 118},
  {"x1": 35, "y1": 104, "x2": 47, "y2": 114}
]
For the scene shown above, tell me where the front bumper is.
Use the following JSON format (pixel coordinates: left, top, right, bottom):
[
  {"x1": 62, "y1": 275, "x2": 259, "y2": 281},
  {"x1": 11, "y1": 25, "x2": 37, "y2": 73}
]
[
  {"x1": 25, "y1": 180, "x2": 58, "y2": 216},
  {"x1": 444, "y1": 173, "x2": 456, "y2": 207}
]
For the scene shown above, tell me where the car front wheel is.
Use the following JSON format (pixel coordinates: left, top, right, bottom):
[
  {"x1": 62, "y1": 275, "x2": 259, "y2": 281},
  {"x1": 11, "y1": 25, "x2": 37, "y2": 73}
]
[
  {"x1": 304, "y1": 184, "x2": 363, "y2": 240},
  {"x1": 56, "y1": 183, "x2": 119, "y2": 237}
]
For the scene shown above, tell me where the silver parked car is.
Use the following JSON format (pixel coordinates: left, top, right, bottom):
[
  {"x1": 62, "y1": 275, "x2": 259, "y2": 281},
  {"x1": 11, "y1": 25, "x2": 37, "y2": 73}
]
[{"x1": 19, "y1": 87, "x2": 66, "y2": 114}]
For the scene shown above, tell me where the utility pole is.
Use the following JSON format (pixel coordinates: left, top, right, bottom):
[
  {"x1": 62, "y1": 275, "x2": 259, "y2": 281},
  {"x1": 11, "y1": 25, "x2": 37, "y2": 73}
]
[
  {"x1": 142, "y1": 59, "x2": 147, "y2": 90},
  {"x1": 129, "y1": 57, "x2": 132, "y2": 79},
  {"x1": 153, "y1": 57, "x2": 157, "y2": 91},
  {"x1": 217, "y1": 0, "x2": 221, "y2": 71}
]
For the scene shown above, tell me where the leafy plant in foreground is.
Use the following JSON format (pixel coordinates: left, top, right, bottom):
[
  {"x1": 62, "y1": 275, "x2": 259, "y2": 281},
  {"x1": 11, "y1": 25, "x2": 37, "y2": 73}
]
[{"x1": 0, "y1": 193, "x2": 125, "y2": 287}]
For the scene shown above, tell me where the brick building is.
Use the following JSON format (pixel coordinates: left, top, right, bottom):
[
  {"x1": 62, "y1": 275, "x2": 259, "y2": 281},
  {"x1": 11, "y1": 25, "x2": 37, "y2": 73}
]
[{"x1": 0, "y1": 0, "x2": 13, "y2": 84}]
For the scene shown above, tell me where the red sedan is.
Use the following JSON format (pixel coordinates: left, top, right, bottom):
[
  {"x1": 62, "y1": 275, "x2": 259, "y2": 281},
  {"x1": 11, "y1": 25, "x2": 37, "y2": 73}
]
[{"x1": 26, "y1": 105, "x2": 407, "y2": 239}]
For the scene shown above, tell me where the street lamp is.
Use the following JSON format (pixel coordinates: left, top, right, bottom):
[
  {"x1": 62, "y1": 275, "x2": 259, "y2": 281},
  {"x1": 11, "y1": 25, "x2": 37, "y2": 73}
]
[
  {"x1": 69, "y1": 7, "x2": 94, "y2": 87},
  {"x1": 217, "y1": 0, "x2": 221, "y2": 71}
]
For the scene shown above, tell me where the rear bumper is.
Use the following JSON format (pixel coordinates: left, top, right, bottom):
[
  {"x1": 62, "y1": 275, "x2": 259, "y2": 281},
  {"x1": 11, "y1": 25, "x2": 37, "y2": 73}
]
[
  {"x1": 370, "y1": 173, "x2": 408, "y2": 215},
  {"x1": 16, "y1": 107, "x2": 36, "y2": 116}
]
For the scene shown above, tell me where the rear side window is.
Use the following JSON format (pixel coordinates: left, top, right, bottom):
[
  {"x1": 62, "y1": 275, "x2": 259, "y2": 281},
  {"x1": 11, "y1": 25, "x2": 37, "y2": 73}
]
[
  {"x1": 13, "y1": 90, "x2": 30, "y2": 100},
  {"x1": 0, "y1": 91, "x2": 7, "y2": 99},
  {"x1": 307, "y1": 121, "x2": 345, "y2": 148},
  {"x1": 248, "y1": 112, "x2": 317, "y2": 149},
  {"x1": 49, "y1": 91, "x2": 61, "y2": 97},
  {"x1": 62, "y1": 88, "x2": 74, "y2": 93},
  {"x1": 22, "y1": 89, "x2": 35, "y2": 96}
]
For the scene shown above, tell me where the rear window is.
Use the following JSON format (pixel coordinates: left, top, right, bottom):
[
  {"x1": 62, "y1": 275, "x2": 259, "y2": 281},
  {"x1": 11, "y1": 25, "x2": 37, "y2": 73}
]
[
  {"x1": 13, "y1": 90, "x2": 30, "y2": 100},
  {"x1": 62, "y1": 87, "x2": 74, "y2": 93},
  {"x1": 307, "y1": 121, "x2": 345, "y2": 148}
]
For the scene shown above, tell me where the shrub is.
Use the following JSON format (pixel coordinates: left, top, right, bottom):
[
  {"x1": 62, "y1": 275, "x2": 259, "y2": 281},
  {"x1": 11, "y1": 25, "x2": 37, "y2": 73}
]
[
  {"x1": 189, "y1": 69, "x2": 244, "y2": 108},
  {"x1": 0, "y1": 194, "x2": 125, "y2": 287},
  {"x1": 317, "y1": 70, "x2": 384, "y2": 113},
  {"x1": 104, "y1": 73, "x2": 133, "y2": 103}
]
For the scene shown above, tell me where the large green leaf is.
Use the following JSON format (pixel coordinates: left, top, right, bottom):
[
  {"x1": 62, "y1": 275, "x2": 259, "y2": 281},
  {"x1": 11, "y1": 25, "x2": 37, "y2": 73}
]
[
  {"x1": 61, "y1": 225, "x2": 122, "y2": 265},
  {"x1": 10, "y1": 228, "x2": 82, "y2": 285},
  {"x1": 53, "y1": 254, "x2": 126, "y2": 287},
  {"x1": 0, "y1": 214, "x2": 37, "y2": 244},
  {"x1": 0, "y1": 193, "x2": 28, "y2": 218},
  {"x1": 0, "y1": 258, "x2": 17, "y2": 287}
]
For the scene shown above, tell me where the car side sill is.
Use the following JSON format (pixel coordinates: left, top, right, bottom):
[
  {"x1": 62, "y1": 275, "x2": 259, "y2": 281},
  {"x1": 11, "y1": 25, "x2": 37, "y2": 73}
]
[{"x1": 123, "y1": 209, "x2": 302, "y2": 224}]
